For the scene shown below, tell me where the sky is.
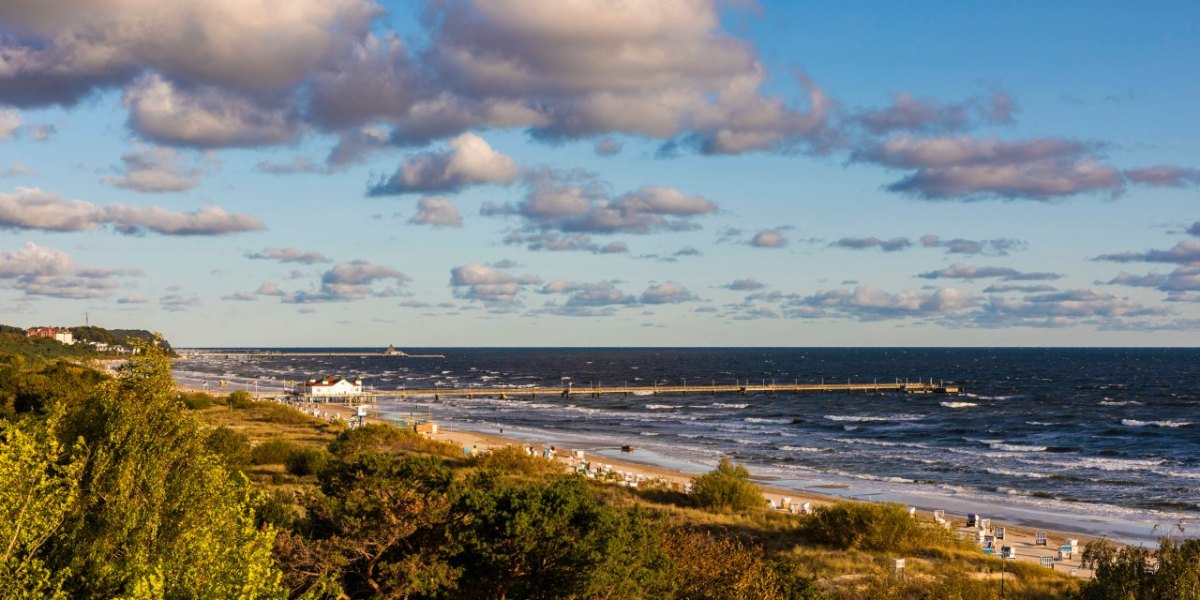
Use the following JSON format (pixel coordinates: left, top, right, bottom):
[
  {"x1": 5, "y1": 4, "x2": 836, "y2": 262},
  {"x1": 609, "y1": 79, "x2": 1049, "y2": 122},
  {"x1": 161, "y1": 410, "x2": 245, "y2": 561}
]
[{"x1": 1, "y1": 0, "x2": 1198, "y2": 347}]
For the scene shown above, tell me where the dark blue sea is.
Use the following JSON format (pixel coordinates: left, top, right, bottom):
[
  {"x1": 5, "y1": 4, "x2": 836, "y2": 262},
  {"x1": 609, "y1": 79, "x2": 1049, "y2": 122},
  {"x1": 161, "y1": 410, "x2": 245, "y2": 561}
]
[{"x1": 175, "y1": 348, "x2": 1200, "y2": 539}]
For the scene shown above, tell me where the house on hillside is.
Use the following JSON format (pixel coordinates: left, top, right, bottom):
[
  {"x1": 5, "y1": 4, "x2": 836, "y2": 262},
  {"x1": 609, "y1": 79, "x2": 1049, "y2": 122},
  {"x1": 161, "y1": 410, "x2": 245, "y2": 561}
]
[
  {"x1": 25, "y1": 327, "x2": 74, "y2": 345},
  {"x1": 293, "y1": 375, "x2": 365, "y2": 401}
]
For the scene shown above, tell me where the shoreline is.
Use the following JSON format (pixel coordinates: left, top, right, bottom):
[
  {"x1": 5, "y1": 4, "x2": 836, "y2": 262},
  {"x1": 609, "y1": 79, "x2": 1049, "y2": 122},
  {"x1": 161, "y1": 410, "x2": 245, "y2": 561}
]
[{"x1": 177, "y1": 383, "x2": 1190, "y2": 579}]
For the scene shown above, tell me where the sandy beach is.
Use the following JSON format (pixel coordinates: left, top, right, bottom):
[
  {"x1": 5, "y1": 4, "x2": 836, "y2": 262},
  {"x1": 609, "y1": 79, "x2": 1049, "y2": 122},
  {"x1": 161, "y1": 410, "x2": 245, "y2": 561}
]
[{"x1": 269, "y1": 394, "x2": 1102, "y2": 578}]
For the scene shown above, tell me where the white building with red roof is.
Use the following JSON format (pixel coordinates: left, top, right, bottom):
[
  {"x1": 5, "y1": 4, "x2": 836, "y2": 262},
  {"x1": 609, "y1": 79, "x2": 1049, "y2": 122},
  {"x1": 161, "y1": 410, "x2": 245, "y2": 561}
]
[{"x1": 294, "y1": 375, "x2": 364, "y2": 399}]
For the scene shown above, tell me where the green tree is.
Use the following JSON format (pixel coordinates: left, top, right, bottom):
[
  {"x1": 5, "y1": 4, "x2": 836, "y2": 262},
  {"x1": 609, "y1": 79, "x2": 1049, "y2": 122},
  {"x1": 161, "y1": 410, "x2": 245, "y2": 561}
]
[
  {"x1": 0, "y1": 410, "x2": 83, "y2": 599},
  {"x1": 452, "y1": 473, "x2": 660, "y2": 600},
  {"x1": 1079, "y1": 537, "x2": 1200, "y2": 600},
  {"x1": 689, "y1": 457, "x2": 765, "y2": 512},
  {"x1": 280, "y1": 453, "x2": 460, "y2": 598},
  {"x1": 49, "y1": 339, "x2": 284, "y2": 598}
]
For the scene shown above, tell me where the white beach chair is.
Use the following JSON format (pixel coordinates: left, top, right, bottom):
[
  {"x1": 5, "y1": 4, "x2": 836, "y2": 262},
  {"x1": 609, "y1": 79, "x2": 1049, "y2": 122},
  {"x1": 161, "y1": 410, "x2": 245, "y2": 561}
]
[
  {"x1": 1040, "y1": 556, "x2": 1055, "y2": 568},
  {"x1": 1035, "y1": 531, "x2": 1047, "y2": 546},
  {"x1": 995, "y1": 526, "x2": 1005, "y2": 539}
]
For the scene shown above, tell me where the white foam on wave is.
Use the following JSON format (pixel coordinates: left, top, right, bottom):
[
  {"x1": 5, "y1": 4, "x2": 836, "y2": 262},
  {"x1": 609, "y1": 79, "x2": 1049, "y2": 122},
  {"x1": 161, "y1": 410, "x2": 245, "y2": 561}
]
[
  {"x1": 1122, "y1": 419, "x2": 1191, "y2": 428},
  {"x1": 645, "y1": 404, "x2": 682, "y2": 410},
  {"x1": 779, "y1": 445, "x2": 825, "y2": 453},
  {"x1": 712, "y1": 402, "x2": 750, "y2": 409},
  {"x1": 824, "y1": 414, "x2": 923, "y2": 423},
  {"x1": 984, "y1": 466, "x2": 1051, "y2": 479},
  {"x1": 1100, "y1": 400, "x2": 1142, "y2": 406},
  {"x1": 744, "y1": 417, "x2": 791, "y2": 424},
  {"x1": 940, "y1": 401, "x2": 978, "y2": 409},
  {"x1": 988, "y1": 442, "x2": 1047, "y2": 452}
]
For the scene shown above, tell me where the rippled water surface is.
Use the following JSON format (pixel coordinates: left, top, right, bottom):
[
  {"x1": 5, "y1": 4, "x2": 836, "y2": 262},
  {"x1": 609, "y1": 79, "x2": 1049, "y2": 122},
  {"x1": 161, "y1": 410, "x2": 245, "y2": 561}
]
[{"x1": 175, "y1": 347, "x2": 1200, "y2": 522}]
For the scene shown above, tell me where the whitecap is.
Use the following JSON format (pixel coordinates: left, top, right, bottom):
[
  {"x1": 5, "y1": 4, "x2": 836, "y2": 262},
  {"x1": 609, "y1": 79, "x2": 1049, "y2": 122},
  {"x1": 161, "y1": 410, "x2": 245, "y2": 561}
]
[
  {"x1": 988, "y1": 442, "x2": 1046, "y2": 452},
  {"x1": 744, "y1": 417, "x2": 791, "y2": 424},
  {"x1": 645, "y1": 404, "x2": 682, "y2": 410},
  {"x1": 1122, "y1": 419, "x2": 1191, "y2": 428},
  {"x1": 940, "y1": 401, "x2": 978, "y2": 409},
  {"x1": 712, "y1": 402, "x2": 750, "y2": 409}
]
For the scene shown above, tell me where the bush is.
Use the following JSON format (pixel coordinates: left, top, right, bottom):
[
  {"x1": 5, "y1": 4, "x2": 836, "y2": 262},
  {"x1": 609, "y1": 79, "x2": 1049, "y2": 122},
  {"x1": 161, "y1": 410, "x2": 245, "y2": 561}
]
[
  {"x1": 1079, "y1": 537, "x2": 1200, "y2": 600},
  {"x1": 247, "y1": 401, "x2": 315, "y2": 425},
  {"x1": 285, "y1": 447, "x2": 331, "y2": 477},
  {"x1": 178, "y1": 391, "x2": 212, "y2": 410},
  {"x1": 204, "y1": 427, "x2": 250, "y2": 469},
  {"x1": 225, "y1": 390, "x2": 254, "y2": 409},
  {"x1": 469, "y1": 445, "x2": 561, "y2": 477},
  {"x1": 250, "y1": 438, "x2": 299, "y2": 465},
  {"x1": 799, "y1": 501, "x2": 958, "y2": 554},
  {"x1": 689, "y1": 457, "x2": 764, "y2": 512},
  {"x1": 327, "y1": 422, "x2": 459, "y2": 459}
]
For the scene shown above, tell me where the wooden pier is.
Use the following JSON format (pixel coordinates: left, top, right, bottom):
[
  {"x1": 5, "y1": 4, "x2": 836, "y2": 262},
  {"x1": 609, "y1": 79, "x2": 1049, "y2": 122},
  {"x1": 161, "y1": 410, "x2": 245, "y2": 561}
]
[{"x1": 364, "y1": 380, "x2": 960, "y2": 400}]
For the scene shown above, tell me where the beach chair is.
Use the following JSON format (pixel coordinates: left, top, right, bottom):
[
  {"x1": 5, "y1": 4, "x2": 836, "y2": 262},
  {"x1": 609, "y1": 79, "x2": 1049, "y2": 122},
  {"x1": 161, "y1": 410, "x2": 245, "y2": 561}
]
[
  {"x1": 995, "y1": 526, "x2": 1005, "y2": 539},
  {"x1": 1040, "y1": 556, "x2": 1055, "y2": 568},
  {"x1": 983, "y1": 547, "x2": 994, "y2": 555},
  {"x1": 1001, "y1": 546, "x2": 1015, "y2": 559},
  {"x1": 1060, "y1": 545, "x2": 1073, "y2": 559},
  {"x1": 908, "y1": 506, "x2": 916, "y2": 518},
  {"x1": 801, "y1": 502, "x2": 812, "y2": 514},
  {"x1": 980, "y1": 518, "x2": 992, "y2": 532},
  {"x1": 1035, "y1": 531, "x2": 1047, "y2": 546},
  {"x1": 966, "y1": 513, "x2": 978, "y2": 527},
  {"x1": 933, "y1": 509, "x2": 945, "y2": 523}
]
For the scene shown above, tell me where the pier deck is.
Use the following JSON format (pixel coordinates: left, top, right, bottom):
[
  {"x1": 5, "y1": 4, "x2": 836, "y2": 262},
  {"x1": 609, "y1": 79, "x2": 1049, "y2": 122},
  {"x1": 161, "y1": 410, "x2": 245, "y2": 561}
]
[{"x1": 363, "y1": 380, "x2": 959, "y2": 400}]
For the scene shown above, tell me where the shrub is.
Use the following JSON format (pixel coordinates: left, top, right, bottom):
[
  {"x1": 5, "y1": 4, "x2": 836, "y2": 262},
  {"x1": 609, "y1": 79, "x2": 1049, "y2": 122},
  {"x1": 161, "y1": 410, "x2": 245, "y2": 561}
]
[
  {"x1": 204, "y1": 427, "x2": 250, "y2": 469},
  {"x1": 1079, "y1": 537, "x2": 1200, "y2": 600},
  {"x1": 327, "y1": 422, "x2": 459, "y2": 459},
  {"x1": 225, "y1": 390, "x2": 254, "y2": 409},
  {"x1": 689, "y1": 457, "x2": 764, "y2": 512},
  {"x1": 178, "y1": 391, "x2": 212, "y2": 410},
  {"x1": 285, "y1": 447, "x2": 331, "y2": 477},
  {"x1": 250, "y1": 438, "x2": 299, "y2": 465},
  {"x1": 247, "y1": 401, "x2": 315, "y2": 425},
  {"x1": 469, "y1": 444, "x2": 561, "y2": 476},
  {"x1": 799, "y1": 501, "x2": 958, "y2": 554}
]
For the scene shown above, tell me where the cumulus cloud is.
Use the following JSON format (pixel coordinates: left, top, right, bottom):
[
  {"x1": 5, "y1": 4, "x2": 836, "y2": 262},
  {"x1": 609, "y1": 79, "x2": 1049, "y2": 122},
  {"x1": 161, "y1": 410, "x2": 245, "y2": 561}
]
[
  {"x1": 832, "y1": 236, "x2": 912, "y2": 252},
  {"x1": 1094, "y1": 241, "x2": 1200, "y2": 265},
  {"x1": 503, "y1": 231, "x2": 627, "y2": 254},
  {"x1": 450, "y1": 263, "x2": 540, "y2": 304},
  {"x1": 852, "y1": 91, "x2": 1014, "y2": 135},
  {"x1": 724, "y1": 278, "x2": 766, "y2": 291},
  {"x1": 245, "y1": 247, "x2": 330, "y2": 265},
  {"x1": 539, "y1": 280, "x2": 637, "y2": 311},
  {"x1": 782, "y1": 285, "x2": 977, "y2": 321},
  {"x1": 0, "y1": 241, "x2": 140, "y2": 299},
  {"x1": 855, "y1": 135, "x2": 1123, "y2": 200},
  {"x1": 979, "y1": 288, "x2": 1165, "y2": 327},
  {"x1": 750, "y1": 228, "x2": 788, "y2": 248},
  {"x1": 101, "y1": 146, "x2": 203, "y2": 193},
  {"x1": 919, "y1": 234, "x2": 1025, "y2": 256},
  {"x1": 409, "y1": 197, "x2": 463, "y2": 227},
  {"x1": 641, "y1": 281, "x2": 696, "y2": 304},
  {"x1": 281, "y1": 260, "x2": 410, "y2": 303},
  {"x1": 0, "y1": 0, "x2": 379, "y2": 107},
  {"x1": 918, "y1": 264, "x2": 1061, "y2": 281},
  {"x1": 485, "y1": 170, "x2": 718, "y2": 236},
  {"x1": 369, "y1": 133, "x2": 519, "y2": 195},
  {"x1": 0, "y1": 187, "x2": 264, "y2": 235},
  {"x1": 123, "y1": 74, "x2": 300, "y2": 148},
  {"x1": 1123, "y1": 166, "x2": 1200, "y2": 188}
]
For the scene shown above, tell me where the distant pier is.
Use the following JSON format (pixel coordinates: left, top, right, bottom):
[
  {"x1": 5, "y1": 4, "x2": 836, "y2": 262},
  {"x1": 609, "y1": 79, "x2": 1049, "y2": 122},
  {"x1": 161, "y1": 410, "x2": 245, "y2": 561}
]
[
  {"x1": 178, "y1": 348, "x2": 446, "y2": 359},
  {"x1": 366, "y1": 380, "x2": 960, "y2": 400}
]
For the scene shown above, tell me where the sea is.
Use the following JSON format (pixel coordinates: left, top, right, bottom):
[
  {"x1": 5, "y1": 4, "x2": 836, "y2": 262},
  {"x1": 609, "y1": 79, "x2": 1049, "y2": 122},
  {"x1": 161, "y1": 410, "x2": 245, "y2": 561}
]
[{"x1": 173, "y1": 347, "x2": 1200, "y2": 543}]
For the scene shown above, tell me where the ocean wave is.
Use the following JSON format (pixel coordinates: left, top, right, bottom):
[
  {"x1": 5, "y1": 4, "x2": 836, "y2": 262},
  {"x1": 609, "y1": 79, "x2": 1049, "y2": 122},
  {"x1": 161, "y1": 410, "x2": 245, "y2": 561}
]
[
  {"x1": 778, "y1": 445, "x2": 825, "y2": 453},
  {"x1": 644, "y1": 404, "x2": 682, "y2": 410},
  {"x1": 1121, "y1": 419, "x2": 1191, "y2": 428},
  {"x1": 988, "y1": 442, "x2": 1047, "y2": 452},
  {"x1": 712, "y1": 402, "x2": 750, "y2": 409},
  {"x1": 824, "y1": 414, "x2": 923, "y2": 423},
  {"x1": 1100, "y1": 400, "x2": 1142, "y2": 406},
  {"x1": 744, "y1": 417, "x2": 791, "y2": 424},
  {"x1": 940, "y1": 401, "x2": 978, "y2": 409},
  {"x1": 965, "y1": 393, "x2": 1019, "y2": 401},
  {"x1": 983, "y1": 466, "x2": 1051, "y2": 478}
]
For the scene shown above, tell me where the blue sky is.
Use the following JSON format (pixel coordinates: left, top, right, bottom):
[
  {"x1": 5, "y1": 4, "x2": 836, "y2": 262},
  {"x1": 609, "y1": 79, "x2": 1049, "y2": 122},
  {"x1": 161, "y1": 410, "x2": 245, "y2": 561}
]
[{"x1": 1, "y1": 0, "x2": 1198, "y2": 346}]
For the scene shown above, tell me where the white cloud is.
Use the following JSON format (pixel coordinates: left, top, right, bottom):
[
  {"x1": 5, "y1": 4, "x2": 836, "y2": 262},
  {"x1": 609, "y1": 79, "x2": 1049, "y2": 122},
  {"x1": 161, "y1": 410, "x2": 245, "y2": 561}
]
[
  {"x1": 641, "y1": 281, "x2": 696, "y2": 304},
  {"x1": 0, "y1": 187, "x2": 264, "y2": 235},
  {"x1": 450, "y1": 263, "x2": 540, "y2": 303},
  {"x1": 409, "y1": 197, "x2": 463, "y2": 227},
  {"x1": 369, "y1": 133, "x2": 518, "y2": 195},
  {"x1": 101, "y1": 146, "x2": 203, "y2": 193},
  {"x1": 0, "y1": 241, "x2": 140, "y2": 299}
]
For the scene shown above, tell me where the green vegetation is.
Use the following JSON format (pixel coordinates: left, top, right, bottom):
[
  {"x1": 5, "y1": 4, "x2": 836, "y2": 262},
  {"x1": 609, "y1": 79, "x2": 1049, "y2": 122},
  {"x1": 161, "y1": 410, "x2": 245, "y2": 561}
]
[
  {"x1": 2, "y1": 341, "x2": 1197, "y2": 599},
  {"x1": 689, "y1": 456, "x2": 766, "y2": 512}
]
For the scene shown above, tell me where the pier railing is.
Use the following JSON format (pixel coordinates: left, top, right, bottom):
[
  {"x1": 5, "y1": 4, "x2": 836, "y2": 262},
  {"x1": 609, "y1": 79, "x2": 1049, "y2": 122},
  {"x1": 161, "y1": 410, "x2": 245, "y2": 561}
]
[{"x1": 363, "y1": 380, "x2": 959, "y2": 400}]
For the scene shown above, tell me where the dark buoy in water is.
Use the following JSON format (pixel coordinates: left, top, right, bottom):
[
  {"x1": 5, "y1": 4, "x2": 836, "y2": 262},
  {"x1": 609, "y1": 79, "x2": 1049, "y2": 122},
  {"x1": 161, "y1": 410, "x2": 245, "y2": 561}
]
[{"x1": 621, "y1": 445, "x2": 634, "y2": 453}]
